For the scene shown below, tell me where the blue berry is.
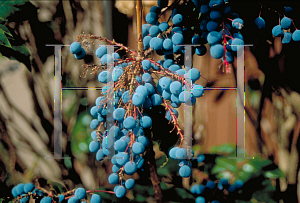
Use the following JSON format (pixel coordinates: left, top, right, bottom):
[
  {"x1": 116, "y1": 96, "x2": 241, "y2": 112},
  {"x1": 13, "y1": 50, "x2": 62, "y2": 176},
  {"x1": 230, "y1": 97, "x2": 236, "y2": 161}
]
[
  {"x1": 113, "y1": 108, "x2": 126, "y2": 121},
  {"x1": 172, "y1": 33, "x2": 184, "y2": 45},
  {"x1": 68, "y1": 196, "x2": 79, "y2": 203},
  {"x1": 90, "y1": 194, "x2": 102, "y2": 203},
  {"x1": 232, "y1": 18, "x2": 244, "y2": 30},
  {"x1": 116, "y1": 152, "x2": 129, "y2": 166},
  {"x1": 169, "y1": 64, "x2": 181, "y2": 72},
  {"x1": 150, "y1": 26, "x2": 161, "y2": 37},
  {"x1": 168, "y1": 147, "x2": 178, "y2": 159},
  {"x1": 207, "y1": 21, "x2": 219, "y2": 32},
  {"x1": 125, "y1": 179, "x2": 135, "y2": 189},
  {"x1": 24, "y1": 183, "x2": 35, "y2": 193},
  {"x1": 137, "y1": 136, "x2": 150, "y2": 147},
  {"x1": 98, "y1": 71, "x2": 112, "y2": 83},
  {"x1": 207, "y1": 31, "x2": 222, "y2": 45},
  {"x1": 90, "y1": 119, "x2": 100, "y2": 129},
  {"x1": 179, "y1": 165, "x2": 191, "y2": 177},
  {"x1": 114, "y1": 139, "x2": 127, "y2": 152},
  {"x1": 41, "y1": 197, "x2": 52, "y2": 203},
  {"x1": 280, "y1": 17, "x2": 292, "y2": 29},
  {"x1": 206, "y1": 181, "x2": 216, "y2": 189},
  {"x1": 195, "y1": 196, "x2": 205, "y2": 203},
  {"x1": 132, "y1": 93, "x2": 146, "y2": 107},
  {"x1": 132, "y1": 142, "x2": 145, "y2": 154},
  {"x1": 254, "y1": 17, "x2": 265, "y2": 29},
  {"x1": 200, "y1": 4, "x2": 209, "y2": 14},
  {"x1": 146, "y1": 12, "x2": 158, "y2": 25},
  {"x1": 231, "y1": 38, "x2": 244, "y2": 52},
  {"x1": 192, "y1": 85, "x2": 204, "y2": 97},
  {"x1": 108, "y1": 173, "x2": 119, "y2": 184},
  {"x1": 163, "y1": 39, "x2": 173, "y2": 50},
  {"x1": 124, "y1": 161, "x2": 137, "y2": 175},
  {"x1": 234, "y1": 180, "x2": 244, "y2": 189},
  {"x1": 228, "y1": 184, "x2": 236, "y2": 192},
  {"x1": 159, "y1": 22, "x2": 169, "y2": 32},
  {"x1": 123, "y1": 116, "x2": 136, "y2": 129},
  {"x1": 74, "y1": 49, "x2": 86, "y2": 60},
  {"x1": 151, "y1": 94, "x2": 162, "y2": 106},
  {"x1": 282, "y1": 32, "x2": 292, "y2": 44},
  {"x1": 115, "y1": 186, "x2": 126, "y2": 198},
  {"x1": 142, "y1": 73, "x2": 152, "y2": 83},
  {"x1": 150, "y1": 37, "x2": 163, "y2": 50},
  {"x1": 96, "y1": 149, "x2": 105, "y2": 161},
  {"x1": 16, "y1": 183, "x2": 25, "y2": 196},
  {"x1": 96, "y1": 46, "x2": 107, "y2": 58},
  {"x1": 159, "y1": 77, "x2": 172, "y2": 90},
  {"x1": 58, "y1": 194, "x2": 65, "y2": 202},
  {"x1": 140, "y1": 116, "x2": 152, "y2": 128},
  {"x1": 89, "y1": 141, "x2": 100, "y2": 153},
  {"x1": 11, "y1": 186, "x2": 18, "y2": 197},
  {"x1": 292, "y1": 30, "x2": 300, "y2": 41},
  {"x1": 172, "y1": 14, "x2": 183, "y2": 26},
  {"x1": 210, "y1": 11, "x2": 221, "y2": 20},
  {"x1": 195, "y1": 46, "x2": 207, "y2": 56},
  {"x1": 70, "y1": 42, "x2": 82, "y2": 54},
  {"x1": 75, "y1": 188, "x2": 86, "y2": 200},
  {"x1": 142, "y1": 60, "x2": 151, "y2": 70},
  {"x1": 143, "y1": 36, "x2": 152, "y2": 49},
  {"x1": 210, "y1": 44, "x2": 224, "y2": 59}
]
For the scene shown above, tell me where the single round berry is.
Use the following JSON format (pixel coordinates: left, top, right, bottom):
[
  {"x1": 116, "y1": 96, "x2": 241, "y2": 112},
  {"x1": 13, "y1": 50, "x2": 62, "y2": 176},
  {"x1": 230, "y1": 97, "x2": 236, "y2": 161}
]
[
  {"x1": 125, "y1": 179, "x2": 135, "y2": 190},
  {"x1": 24, "y1": 183, "x2": 35, "y2": 193},
  {"x1": 90, "y1": 194, "x2": 102, "y2": 203},
  {"x1": 132, "y1": 142, "x2": 145, "y2": 154},
  {"x1": 140, "y1": 116, "x2": 152, "y2": 128},
  {"x1": 70, "y1": 42, "x2": 82, "y2": 54},
  {"x1": 75, "y1": 188, "x2": 86, "y2": 200},
  {"x1": 179, "y1": 165, "x2": 191, "y2": 177},
  {"x1": 280, "y1": 17, "x2": 292, "y2": 29},
  {"x1": 254, "y1": 17, "x2": 265, "y2": 29},
  {"x1": 89, "y1": 141, "x2": 100, "y2": 153},
  {"x1": 41, "y1": 197, "x2": 52, "y2": 203},
  {"x1": 123, "y1": 116, "x2": 136, "y2": 129},
  {"x1": 115, "y1": 186, "x2": 126, "y2": 198},
  {"x1": 124, "y1": 161, "x2": 137, "y2": 175},
  {"x1": 16, "y1": 183, "x2": 25, "y2": 196},
  {"x1": 58, "y1": 194, "x2": 65, "y2": 202},
  {"x1": 108, "y1": 173, "x2": 119, "y2": 184},
  {"x1": 195, "y1": 196, "x2": 205, "y2": 203}
]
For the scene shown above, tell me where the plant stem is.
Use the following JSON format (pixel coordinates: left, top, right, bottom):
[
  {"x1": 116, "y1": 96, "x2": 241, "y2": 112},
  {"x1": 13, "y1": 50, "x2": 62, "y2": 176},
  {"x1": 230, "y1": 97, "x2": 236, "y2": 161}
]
[
  {"x1": 136, "y1": 0, "x2": 144, "y2": 58},
  {"x1": 145, "y1": 136, "x2": 163, "y2": 203},
  {"x1": 135, "y1": 1, "x2": 163, "y2": 202}
]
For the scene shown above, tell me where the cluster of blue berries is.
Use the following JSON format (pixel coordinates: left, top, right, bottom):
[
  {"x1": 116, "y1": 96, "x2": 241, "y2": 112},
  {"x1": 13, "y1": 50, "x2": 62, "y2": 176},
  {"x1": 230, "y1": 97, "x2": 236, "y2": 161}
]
[
  {"x1": 11, "y1": 185, "x2": 103, "y2": 203},
  {"x1": 191, "y1": 178, "x2": 244, "y2": 203},
  {"x1": 142, "y1": 0, "x2": 246, "y2": 72},
  {"x1": 272, "y1": 16, "x2": 300, "y2": 43}
]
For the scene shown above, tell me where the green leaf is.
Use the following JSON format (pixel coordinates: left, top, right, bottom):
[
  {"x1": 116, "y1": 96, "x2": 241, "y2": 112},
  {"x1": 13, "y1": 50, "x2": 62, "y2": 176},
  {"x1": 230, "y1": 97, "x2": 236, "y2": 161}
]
[
  {"x1": 264, "y1": 169, "x2": 285, "y2": 179},
  {"x1": 215, "y1": 156, "x2": 239, "y2": 173},
  {"x1": 11, "y1": 44, "x2": 30, "y2": 56},
  {"x1": 134, "y1": 193, "x2": 148, "y2": 202},
  {"x1": 161, "y1": 186, "x2": 195, "y2": 203},
  {"x1": 0, "y1": 24, "x2": 12, "y2": 36},
  {"x1": 0, "y1": 43, "x2": 31, "y2": 70},
  {"x1": 156, "y1": 152, "x2": 169, "y2": 169},
  {"x1": 210, "y1": 143, "x2": 236, "y2": 155},
  {"x1": 248, "y1": 156, "x2": 273, "y2": 171},
  {"x1": 157, "y1": 157, "x2": 179, "y2": 177},
  {"x1": 0, "y1": 1, "x2": 29, "y2": 20},
  {"x1": 0, "y1": 29, "x2": 11, "y2": 48},
  {"x1": 47, "y1": 180, "x2": 66, "y2": 194}
]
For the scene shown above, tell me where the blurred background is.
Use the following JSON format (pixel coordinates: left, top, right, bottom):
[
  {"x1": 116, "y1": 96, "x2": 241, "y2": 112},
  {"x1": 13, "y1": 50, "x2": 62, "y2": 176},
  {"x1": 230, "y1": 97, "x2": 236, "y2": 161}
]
[{"x1": 0, "y1": 0, "x2": 300, "y2": 202}]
